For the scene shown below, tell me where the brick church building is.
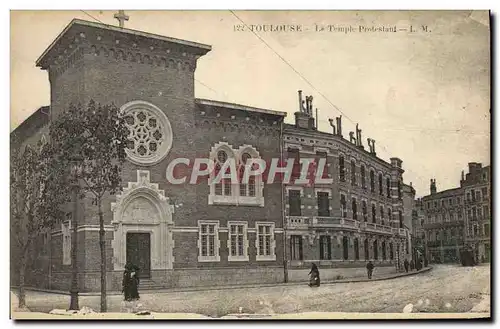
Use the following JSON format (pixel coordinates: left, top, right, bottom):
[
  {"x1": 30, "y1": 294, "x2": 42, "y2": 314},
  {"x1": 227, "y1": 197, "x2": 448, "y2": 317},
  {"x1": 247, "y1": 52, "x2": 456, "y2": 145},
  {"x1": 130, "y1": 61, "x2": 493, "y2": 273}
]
[{"x1": 11, "y1": 17, "x2": 412, "y2": 292}]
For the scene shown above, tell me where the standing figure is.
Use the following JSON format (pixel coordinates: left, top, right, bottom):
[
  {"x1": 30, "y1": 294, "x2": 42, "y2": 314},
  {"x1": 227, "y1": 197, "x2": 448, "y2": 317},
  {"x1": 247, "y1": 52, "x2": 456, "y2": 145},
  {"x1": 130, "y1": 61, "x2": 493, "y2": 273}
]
[
  {"x1": 366, "y1": 261, "x2": 374, "y2": 279},
  {"x1": 122, "y1": 263, "x2": 132, "y2": 301},
  {"x1": 404, "y1": 259, "x2": 409, "y2": 273},
  {"x1": 308, "y1": 263, "x2": 321, "y2": 287},
  {"x1": 129, "y1": 264, "x2": 141, "y2": 300}
]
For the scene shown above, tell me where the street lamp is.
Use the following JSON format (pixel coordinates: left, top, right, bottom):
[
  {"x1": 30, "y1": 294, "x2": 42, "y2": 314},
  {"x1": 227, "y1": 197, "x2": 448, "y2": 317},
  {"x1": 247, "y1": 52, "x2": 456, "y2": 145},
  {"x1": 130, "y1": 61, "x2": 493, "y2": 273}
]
[{"x1": 69, "y1": 154, "x2": 83, "y2": 311}]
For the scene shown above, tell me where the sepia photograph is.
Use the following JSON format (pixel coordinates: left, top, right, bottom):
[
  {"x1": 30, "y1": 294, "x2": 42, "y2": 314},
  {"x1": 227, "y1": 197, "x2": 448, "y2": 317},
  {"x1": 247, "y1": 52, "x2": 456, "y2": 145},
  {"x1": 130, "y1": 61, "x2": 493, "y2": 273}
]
[{"x1": 9, "y1": 9, "x2": 491, "y2": 320}]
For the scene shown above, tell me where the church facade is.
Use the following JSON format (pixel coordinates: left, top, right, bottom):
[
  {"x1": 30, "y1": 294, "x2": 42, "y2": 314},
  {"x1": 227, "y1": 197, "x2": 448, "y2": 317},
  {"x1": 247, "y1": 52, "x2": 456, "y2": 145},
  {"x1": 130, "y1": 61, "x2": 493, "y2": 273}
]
[{"x1": 12, "y1": 18, "x2": 412, "y2": 292}]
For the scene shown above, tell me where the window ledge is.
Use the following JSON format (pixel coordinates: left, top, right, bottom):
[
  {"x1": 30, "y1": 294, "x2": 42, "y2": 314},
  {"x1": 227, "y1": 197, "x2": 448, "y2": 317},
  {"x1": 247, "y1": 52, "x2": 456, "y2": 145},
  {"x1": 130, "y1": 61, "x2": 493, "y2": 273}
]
[
  {"x1": 228, "y1": 256, "x2": 249, "y2": 262},
  {"x1": 198, "y1": 255, "x2": 221, "y2": 262},
  {"x1": 256, "y1": 255, "x2": 276, "y2": 261}
]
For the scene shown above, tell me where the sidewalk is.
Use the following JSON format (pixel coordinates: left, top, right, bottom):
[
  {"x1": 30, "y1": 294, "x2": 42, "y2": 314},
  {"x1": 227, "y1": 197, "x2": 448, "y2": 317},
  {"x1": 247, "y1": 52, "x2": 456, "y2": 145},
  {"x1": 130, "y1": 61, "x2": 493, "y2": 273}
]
[{"x1": 19, "y1": 267, "x2": 432, "y2": 296}]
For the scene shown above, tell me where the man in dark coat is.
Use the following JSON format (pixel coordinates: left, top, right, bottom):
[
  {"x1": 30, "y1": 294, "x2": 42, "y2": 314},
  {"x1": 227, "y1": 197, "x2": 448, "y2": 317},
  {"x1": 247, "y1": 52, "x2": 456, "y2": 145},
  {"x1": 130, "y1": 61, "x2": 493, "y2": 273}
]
[
  {"x1": 404, "y1": 259, "x2": 409, "y2": 273},
  {"x1": 308, "y1": 263, "x2": 320, "y2": 287},
  {"x1": 366, "y1": 261, "x2": 374, "y2": 279}
]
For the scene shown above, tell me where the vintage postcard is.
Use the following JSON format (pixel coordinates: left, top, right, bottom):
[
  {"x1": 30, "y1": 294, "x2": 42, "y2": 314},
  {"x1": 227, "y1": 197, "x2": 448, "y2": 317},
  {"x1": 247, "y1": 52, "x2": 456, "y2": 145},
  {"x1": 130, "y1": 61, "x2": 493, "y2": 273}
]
[{"x1": 10, "y1": 10, "x2": 490, "y2": 320}]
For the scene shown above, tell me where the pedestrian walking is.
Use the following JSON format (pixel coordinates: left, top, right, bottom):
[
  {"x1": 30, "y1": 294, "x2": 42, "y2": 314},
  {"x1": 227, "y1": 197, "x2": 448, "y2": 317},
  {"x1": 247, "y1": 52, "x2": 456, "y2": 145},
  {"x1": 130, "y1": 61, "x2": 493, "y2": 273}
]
[
  {"x1": 308, "y1": 263, "x2": 320, "y2": 287},
  {"x1": 366, "y1": 261, "x2": 374, "y2": 279},
  {"x1": 404, "y1": 259, "x2": 409, "y2": 273}
]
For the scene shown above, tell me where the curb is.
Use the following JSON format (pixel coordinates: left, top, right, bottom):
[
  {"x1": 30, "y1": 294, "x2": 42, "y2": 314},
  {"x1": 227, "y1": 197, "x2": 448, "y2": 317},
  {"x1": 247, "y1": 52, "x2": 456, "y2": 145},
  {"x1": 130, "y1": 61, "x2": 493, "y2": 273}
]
[{"x1": 15, "y1": 267, "x2": 432, "y2": 297}]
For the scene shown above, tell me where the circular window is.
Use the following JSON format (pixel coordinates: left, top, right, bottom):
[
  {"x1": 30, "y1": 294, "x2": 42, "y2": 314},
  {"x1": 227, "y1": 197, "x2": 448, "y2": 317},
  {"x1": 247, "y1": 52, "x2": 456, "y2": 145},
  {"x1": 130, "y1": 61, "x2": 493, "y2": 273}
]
[{"x1": 121, "y1": 101, "x2": 173, "y2": 166}]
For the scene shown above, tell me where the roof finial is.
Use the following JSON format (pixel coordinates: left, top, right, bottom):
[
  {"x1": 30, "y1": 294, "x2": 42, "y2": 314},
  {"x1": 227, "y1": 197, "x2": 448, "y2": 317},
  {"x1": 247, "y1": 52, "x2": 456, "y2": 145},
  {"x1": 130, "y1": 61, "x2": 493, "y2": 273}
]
[{"x1": 114, "y1": 10, "x2": 129, "y2": 28}]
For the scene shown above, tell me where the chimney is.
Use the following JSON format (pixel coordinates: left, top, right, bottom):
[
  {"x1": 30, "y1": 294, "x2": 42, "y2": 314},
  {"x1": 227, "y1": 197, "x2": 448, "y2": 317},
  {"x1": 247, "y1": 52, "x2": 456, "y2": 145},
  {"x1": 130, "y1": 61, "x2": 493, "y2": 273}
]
[
  {"x1": 298, "y1": 90, "x2": 303, "y2": 113},
  {"x1": 294, "y1": 90, "x2": 315, "y2": 129},
  {"x1": 430, "y1": 179, "x2": 436, "y2": 195}
]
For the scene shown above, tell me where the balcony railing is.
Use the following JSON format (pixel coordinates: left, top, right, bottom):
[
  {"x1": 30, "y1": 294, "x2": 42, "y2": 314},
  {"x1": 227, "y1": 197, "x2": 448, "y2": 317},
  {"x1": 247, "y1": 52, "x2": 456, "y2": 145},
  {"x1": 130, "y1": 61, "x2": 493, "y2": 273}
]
[
  {"x1": 360, "y1": 222, "x2": 393, "y2": 234},
  {"x1": 314, "y1": 217, "x2": 341, "y2": 225},
  {"x1": 286, "y1": 216, "x2": 310, "y2": 227}
]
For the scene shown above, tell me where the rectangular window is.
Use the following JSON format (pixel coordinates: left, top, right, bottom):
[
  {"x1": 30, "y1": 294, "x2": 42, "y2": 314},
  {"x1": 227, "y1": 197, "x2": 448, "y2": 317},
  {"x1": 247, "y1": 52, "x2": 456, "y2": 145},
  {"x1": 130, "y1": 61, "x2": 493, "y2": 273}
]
[
  {"x1": 62, "y1": 221, "x2": 71, "y2": 265},
  {"x1": 481, "y1": 187, "x2": 488, "y2": 201},
  {"x1": 483, "y1": 205, "x2": 489, "y2": 220},
  {"x1": 289, "y1": 190, "x2": 302, "y2": 216},
  {"x1": 371, "y1": 204, "x2": 376, "y2": 223},
  {"x1": 339, "y1": 156, "x2": 345, "y2": 182},
  {"x1": 378, "y1": 173, "x2": 383, "y2": 196},
  {"x1": 361, "y1": 165, "x2": 366, "y2": 188},
  {"x1": 380, "y1": 206, "x2": 385, "y2": 225},
  {"x1": 370, "y1": 170, "x2": 375, "y2": 192},
  {"x1": 317, "y1": 192, "x2": 330, "y2": 217},
  {"x1": 352, "y1": 198, "x2": 358, "y2": 220},
  {"x1": 290, "y1": 235, "x2": 303, "y2": 260},
  {"x1": 288, "y1": 148, "x2": 301, "y2": 179},
  {"x1": 351, "y1": 160, "x2": 356, "y2": 185},
  {"x1": 316, "y1": 151, "x2": 328, "y2": 179},
  {"x1": 484, "y1": 223, "x2": 490, "y2": 237},
  {"x1": 228, "y1": 222, "x2": 248, "y2": 261},
  {"x1": 472, "y1": 207, "x2": 477, "y2": 220},
  {"x1": 475, "y1": 191, "x2": 481, "y2": 202},
  {"x1": 362, "y1": 200, "x2": 368, "y2": 222},
  {"x1": 341, "y1": 194, "x2": 347, "y2": 218},
  {"x1": 256, "y1": 223, "x2": 275, "y2": 260},
  {"x1": 198, "y1": 221, "x2": 220, "y2": 262},
  {"x1": 399, "y1": 211, "x2": 403, "y2": 228},
  {"x1": 319, "y1": 235, "x2": 332, "y2": 260},
  {"x1": 471, "y1": 190, "x2": 476, "y2": 202}
]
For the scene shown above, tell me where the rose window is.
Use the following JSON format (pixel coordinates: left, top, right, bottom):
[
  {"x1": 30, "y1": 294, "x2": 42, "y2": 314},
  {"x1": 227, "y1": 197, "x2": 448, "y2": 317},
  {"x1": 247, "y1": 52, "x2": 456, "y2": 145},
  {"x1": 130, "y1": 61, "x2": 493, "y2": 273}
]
[{"x1": 121, "y1": 101, "x2": 173, "y2": 165}]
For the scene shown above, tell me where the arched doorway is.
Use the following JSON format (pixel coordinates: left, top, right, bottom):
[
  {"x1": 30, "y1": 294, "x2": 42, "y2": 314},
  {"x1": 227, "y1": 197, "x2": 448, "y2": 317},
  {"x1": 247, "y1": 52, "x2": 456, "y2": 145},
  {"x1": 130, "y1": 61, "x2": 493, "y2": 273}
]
[
  {"x1": 373, "y1": 240, "x2": 378, "y2": 260},
  {"x1": 111, "y1": 170, "x2": 174, "y2": 274}
]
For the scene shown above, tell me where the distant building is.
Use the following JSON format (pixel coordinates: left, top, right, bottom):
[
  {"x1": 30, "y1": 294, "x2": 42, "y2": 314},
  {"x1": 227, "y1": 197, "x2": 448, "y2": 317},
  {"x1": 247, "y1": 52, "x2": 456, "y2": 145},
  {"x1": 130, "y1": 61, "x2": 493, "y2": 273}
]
[
  {"x1": 461, "y1": 163, "x2": 491, "y2": 262},
  {"x1": 422, "y1": 162, "x2": 491, "y2": 264}
]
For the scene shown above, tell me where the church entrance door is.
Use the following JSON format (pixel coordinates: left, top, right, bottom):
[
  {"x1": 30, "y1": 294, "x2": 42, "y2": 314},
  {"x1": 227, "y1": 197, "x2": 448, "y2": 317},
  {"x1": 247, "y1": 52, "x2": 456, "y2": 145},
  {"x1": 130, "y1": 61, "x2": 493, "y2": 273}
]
[{"x1": 126, "y1": 232, "x2": 151, "y2": 279}]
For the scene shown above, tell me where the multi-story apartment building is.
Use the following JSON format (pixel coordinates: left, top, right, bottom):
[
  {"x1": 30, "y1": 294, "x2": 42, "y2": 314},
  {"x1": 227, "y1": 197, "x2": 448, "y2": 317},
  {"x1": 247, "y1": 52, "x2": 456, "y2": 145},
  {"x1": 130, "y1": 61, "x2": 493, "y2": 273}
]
[
  {"x1": 283, "y1": 91, "x2": 410, "y2": 276},
  {"x1": 422, "y1": 162, "x2": 491, "y2": 264},
  {"x1": 462, "y1": 163, "x2": 491, "y2": 262},
  {"x1": 422, "y1": 181, "x2": 465, "y2": 263}
]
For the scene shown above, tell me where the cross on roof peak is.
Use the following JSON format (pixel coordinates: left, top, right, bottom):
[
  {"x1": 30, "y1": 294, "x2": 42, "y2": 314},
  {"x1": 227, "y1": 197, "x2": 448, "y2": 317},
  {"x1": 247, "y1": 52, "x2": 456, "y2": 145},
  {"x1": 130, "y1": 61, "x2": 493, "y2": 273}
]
[{"x1": 114, "y1": 10, "x2": 129, "y2": 28}]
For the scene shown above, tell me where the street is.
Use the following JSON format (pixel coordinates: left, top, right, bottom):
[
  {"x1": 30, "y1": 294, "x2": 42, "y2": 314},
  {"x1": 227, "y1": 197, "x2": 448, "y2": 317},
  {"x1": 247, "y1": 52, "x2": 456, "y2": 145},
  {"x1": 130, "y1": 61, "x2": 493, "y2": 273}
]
[{"x1": 16, "y1": 264, "x2": 490, "y2": 317}]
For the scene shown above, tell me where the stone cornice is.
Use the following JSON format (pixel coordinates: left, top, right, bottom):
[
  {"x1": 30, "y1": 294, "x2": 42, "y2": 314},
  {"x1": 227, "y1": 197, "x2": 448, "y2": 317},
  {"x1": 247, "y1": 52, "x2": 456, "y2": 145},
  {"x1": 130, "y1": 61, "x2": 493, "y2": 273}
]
[{"x1": 37, "y1": 18, "x2": 211, "y2": 70}]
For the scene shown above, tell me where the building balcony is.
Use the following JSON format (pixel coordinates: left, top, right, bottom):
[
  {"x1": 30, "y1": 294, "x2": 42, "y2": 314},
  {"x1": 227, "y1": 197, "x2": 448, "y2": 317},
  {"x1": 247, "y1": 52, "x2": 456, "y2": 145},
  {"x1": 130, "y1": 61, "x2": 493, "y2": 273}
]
[
  {"x1": 286, "y1": 216, "x2": 311, "y2": 228},
  {"x1": 391, "y1": 227, "x2": 406, "y2": 236},
  {"x1": 359, "y1": 222, "x2": 393, "y2": 235}
]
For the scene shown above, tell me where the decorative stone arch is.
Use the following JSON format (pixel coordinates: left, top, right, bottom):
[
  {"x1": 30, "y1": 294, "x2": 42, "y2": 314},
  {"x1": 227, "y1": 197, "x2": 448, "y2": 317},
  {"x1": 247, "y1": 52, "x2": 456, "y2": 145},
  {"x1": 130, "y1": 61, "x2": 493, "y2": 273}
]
[{"x1": 111, "y1": 170, "x2": 175, "y2": 271}]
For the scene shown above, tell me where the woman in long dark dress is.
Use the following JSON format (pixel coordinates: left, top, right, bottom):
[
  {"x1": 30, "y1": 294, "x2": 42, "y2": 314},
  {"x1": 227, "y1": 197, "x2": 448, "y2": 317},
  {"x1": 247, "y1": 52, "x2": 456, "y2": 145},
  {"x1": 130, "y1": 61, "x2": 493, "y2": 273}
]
[
  {"x1": 129, "y1": 264, "x2": 140, "y2": 300},
  {"x1": 122, "y1": 263, "x2": 132, "y2": 301},
  {"x1": 308, "y1": 263, "x2": 320, "y2": 287}
]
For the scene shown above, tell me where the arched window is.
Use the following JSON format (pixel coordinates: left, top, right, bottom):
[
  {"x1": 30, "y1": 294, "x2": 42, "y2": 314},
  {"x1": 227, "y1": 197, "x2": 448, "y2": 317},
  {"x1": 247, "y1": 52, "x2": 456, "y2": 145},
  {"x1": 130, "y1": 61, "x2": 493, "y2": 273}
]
[
  {"x1": 362, "y1": 201, "x2": 367, "y2": 222},
  {"x1": 386, "y1": 177, "x2": 391, "y2": 198}
]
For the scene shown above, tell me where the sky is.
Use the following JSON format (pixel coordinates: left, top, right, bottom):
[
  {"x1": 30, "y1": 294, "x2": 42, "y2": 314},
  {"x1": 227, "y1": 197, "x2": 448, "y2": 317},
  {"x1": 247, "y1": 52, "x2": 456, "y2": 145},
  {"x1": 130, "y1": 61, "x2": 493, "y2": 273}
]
[{"x1": 10, "y1": 10, "x2": 490, "y2": 197}]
